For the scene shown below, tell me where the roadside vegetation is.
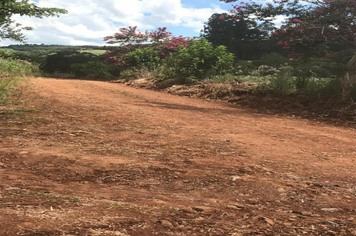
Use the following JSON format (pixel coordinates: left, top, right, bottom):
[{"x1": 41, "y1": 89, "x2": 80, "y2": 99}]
[
  {"x1": 1, "y1": 0, "x2": 355, "y2": 111},
  {"x1": 0, "y1": 57, "x2": 39, "y2": 103},
  {"x1": 0, "y1": 0, "x2": 66, "y2": 103}
]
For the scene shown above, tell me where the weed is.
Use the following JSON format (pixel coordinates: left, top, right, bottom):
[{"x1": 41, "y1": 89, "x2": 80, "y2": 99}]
[{"x1": 67, "y1": 197, "x2": 80, "y2": 202}]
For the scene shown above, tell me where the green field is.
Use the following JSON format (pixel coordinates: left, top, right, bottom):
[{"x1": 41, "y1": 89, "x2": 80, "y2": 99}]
[{"x1": 79, "y1": 49, "x2": 106, "y2": 55}]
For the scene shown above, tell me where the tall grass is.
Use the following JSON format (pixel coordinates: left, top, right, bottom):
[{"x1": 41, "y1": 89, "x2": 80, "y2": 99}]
[{"x1": 0, "y1": 58, "x2": 40, "y2": 102}]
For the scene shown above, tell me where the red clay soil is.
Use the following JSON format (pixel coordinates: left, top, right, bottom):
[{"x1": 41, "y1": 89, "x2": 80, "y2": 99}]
[{"x1": 0, "y1": 77, "x2": 355, "y2": 236}]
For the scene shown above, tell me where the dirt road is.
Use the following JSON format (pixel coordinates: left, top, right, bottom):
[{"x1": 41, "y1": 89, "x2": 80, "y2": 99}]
[{"x1": 1, "y1": 78, "x2": 356, "y2": 235}]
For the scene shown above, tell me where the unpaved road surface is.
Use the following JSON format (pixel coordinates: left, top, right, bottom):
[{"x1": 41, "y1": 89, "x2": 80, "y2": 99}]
[{"x1": 1, "y1": 78, "x2": 356, "y2": 236}]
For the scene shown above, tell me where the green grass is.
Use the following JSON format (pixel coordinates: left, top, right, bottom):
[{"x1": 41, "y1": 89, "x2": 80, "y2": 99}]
[
  {"x1": 0, "y1": 48, "x2": 15, "y2": 53},
  {"x1": 0, "y1": 77, "x2": 23, "y2": 102},
  {"x1": 79, "y1": 49, "x2": 106, "y2": 55},
  {"x1": 0, "y1": 57, "x2": 40, "y2": 103}
]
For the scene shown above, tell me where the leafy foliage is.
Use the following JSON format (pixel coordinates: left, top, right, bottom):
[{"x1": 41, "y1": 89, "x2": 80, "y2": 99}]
[
  {"x1": 126, "y1": 48, "x2": 162, "y2": 71},
  {"x1": 0, "y1": 57, "x2": 39, "y2": 77},
  {"x1": 0, "y1": 0, "x2": 67, "y2": 42},
  {"x1": 103, "y1": 27, "x2": 189, "y2": 71},
  {"x1": 202, "y1": 13, "x2": 273, "y2": 60},
  {"x1": 0, "y1": 57, "x2": 39, "y2": 101},
  {"x1": 220, "y1": 0, "x2": 356, "y2": 99},
  {"x1": 165, "y1": 38, "x2": 234, "y2": 81}
]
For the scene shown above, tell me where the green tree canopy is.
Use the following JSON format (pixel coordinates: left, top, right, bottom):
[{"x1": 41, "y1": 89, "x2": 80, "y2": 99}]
[
  {"x1": 220, "y1": 0, "x2": 356, "y2": 100},
  {"x1": 202, "y1": 13, "x2": 276, "y2": 60},
  {"x1": 0, "y1": 0, "x2": 67, "y2": 42}
]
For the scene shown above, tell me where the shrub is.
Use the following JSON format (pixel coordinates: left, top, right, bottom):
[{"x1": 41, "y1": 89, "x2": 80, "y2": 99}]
[
  {"x1": 126, "y1": 48, "x2": 162, "y2": 71},
  {"x1": 119, "y1": 67, "x2": 157, "y2": 80},
  {"x1": 234, "y1": 60, "x2": 257, "y2": 75},
  {"x1": 292, "y1": 57, "x2": 339, "y2": 91},
  {"x1": 163, "y1": 38, "x2": 234, "y2": 81},
  {"x1": 0, "y1": 58, "x2": 40, "y2": 102},
  {"x1": 0, "y1": 57, "x2": 40, "y2": 78},
  {"x1": 255, "y1": 52, "x2": 289, "y2": 68},
  {"x1": 258, "y1": 65, "x2": 295, "y2": 95},
  {"x1": 251, "y1": 65, "x2": 280, "y2": 76}
]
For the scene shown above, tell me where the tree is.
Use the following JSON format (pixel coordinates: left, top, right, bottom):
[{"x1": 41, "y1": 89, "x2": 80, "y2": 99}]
[
  {"x1": 220, "y1": 0, "x2": 356, "y2": 100},
  {"x1": 0, "y1": 0, "x2": 67, "y2": 42},
  {"x1": 166, "y1": 38, "x2": 234, "y2": 80},
  {"x1": 202, "y1": 13, "x2": 275, "y2": 60},
  {"x1": 103, "y1": 26, "x2": 189, "y2": 70}
]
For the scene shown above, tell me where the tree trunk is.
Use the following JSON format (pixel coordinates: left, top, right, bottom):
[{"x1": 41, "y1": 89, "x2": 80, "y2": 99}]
[{"x1": 341, "y1": 53, "x2": 356, "y2": 101}]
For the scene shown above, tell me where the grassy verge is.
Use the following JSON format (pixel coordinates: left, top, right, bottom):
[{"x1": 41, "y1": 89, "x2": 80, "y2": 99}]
[{"x1": 0, "y1": 57, "x2": 40, "y2": 103}]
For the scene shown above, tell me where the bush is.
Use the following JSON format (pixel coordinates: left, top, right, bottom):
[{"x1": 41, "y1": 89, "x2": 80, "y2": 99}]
[
  {"x1": 234, "y1": 60, "x2": 257, "y2": 75},
  {"x1": 0, "y1": 57, "x2": 40, "y2": 78},
  {"x1": 251, "y1": 65, "x2": 280, "y2": 76},
  {"x1": 163, "y1": 38, "x2": 234, "y2": 81},
  {"x1": 119, "y1": 67, "x2": 157, "y2": 80},
  {"x1": 255, "y1": 52, "x2": 289, "y2": 68},
  {"x1": 291, "y1": 57, "x2": 339, "y2": 91},
  {"x1": 0, "y1": 58, "x2": 40, "y2": 101},
  {"x1": 126, "y1": 48, "x2": 162, "y2": 71},
  {"x1": 257, "y1": 65, "x2": 295, "y2": 95}
]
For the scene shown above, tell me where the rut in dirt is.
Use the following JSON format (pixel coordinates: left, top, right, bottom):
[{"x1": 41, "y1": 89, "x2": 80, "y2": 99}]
[{"x1": 0, "y1": 77, "x2": 355, "y2": 236}]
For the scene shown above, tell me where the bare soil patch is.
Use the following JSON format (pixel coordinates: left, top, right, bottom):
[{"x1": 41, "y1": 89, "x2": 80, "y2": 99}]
[{"x1": 0, "y1": 77, "x2": 356, "y2": 235}]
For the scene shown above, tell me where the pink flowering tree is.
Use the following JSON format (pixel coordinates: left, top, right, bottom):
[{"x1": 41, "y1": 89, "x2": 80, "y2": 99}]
[
  {"x1": 220, "y1": 0, "x2": 356, "y2": 100},
  {"x1": 103, "y1": 26, "x2": 189, "y2": 70}
]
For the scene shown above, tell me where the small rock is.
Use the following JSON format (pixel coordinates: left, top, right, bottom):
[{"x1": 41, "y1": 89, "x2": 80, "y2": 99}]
[
  {"x1": 264, "y1": 218, "x2": 275, "y2": 225},
  {"x1": 326, "y1": 230, "x2": 336, "y2": 236},
  {"x1": 301, "y1": 211, "x2": 313, "y2": 216},
  {"x1": 180, "y1": 207, "x2": 195, "y2": 214},
  {"x1": 292, "y1": 210, "x2": 302, "y2": 214},
  {"x1": 192, "y1": 206, "x2": 212, "y2": 212},
  {"x1": 160, "y1": 220, "x2": 173, "y2": 228},
  {"x1": 227, "y1": 205, "x2": 238, "y2": 210},
  {"x1": 292, "y1": 210, "x2": 313, "y2": 216},
  {"x1": 321, "y1": 208, "x2": 338, "y2": 212},
  {"x1": 230, "y1": 176, "x2": 241, "y2": 181},
  {"x1": 277, "y1": 188, "x2": 285, "y2": 193},
  {"x1": 312, "y1": 183, "x2": 324, "y2": 188},
  {"x1": 259, "y1": 217, "x2": 275, "y2": 225},
  {"x1": 246, "y1": 199, "x2": 258, "y2": 205},
  {"x1": 322, "y1": 221, "x2": 340, "y2": 227},
  {"x1": 235, "y1": 204, "x2": 245, "y2": 209},
  {"x1": 231, "y1": 233, "x2": 243, "y2": 236}
]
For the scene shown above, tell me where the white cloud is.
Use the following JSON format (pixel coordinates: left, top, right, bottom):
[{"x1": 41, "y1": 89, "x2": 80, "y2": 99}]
[{"x1": 0, "y1": 0, "x2": 226, "y2": 45}]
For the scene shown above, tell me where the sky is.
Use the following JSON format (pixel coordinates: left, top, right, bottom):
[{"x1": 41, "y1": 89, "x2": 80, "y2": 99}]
[{"x1": 0, "y1": 0, "x2": 231, "y2": 46}]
